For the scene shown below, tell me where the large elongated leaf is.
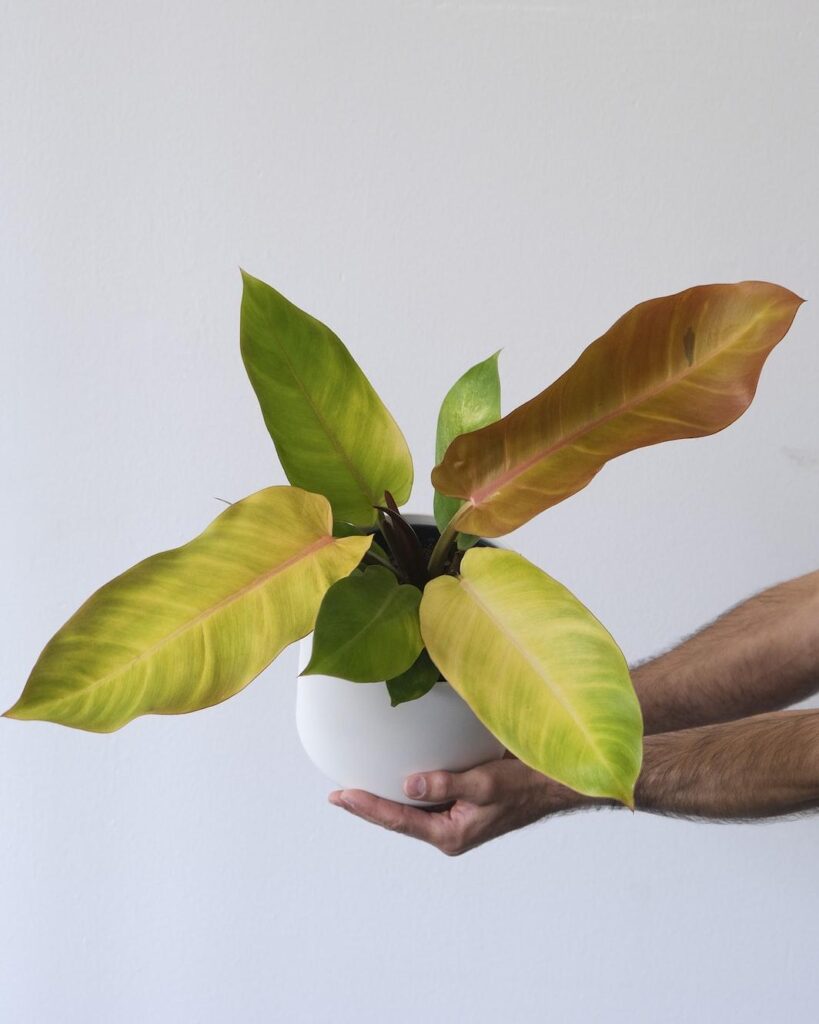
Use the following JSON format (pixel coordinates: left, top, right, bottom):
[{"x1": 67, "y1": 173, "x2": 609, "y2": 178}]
[
  {"x1": 433, "y1": 352, "x2": 501, "y2": 543},
  {"x1": 241, "y1": 272, "x2": 413, "y2": 525},
  {"x1": 5, "y1": 487, "x2": 371, "y2": 732},
  {"x1": 302, "y1": 565, "x2": 423, "y2": 682},
  {"x1": 419, "y1": 548, "x2": 643, "y2": 804},
  {"x1": 432, "y1": 282, "x2": 803, "y2": 536}
]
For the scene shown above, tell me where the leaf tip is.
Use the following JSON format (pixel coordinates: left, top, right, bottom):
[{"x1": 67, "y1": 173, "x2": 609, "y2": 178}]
[
  {"x1": 2, "y1": 695, "x2": 26, "y2": 720},
  {"x1": 2, "y1": 704, "x2": 41, "y2": 725},
  {"x1": 609, "y1": 778, "x2": 637, "y2": 810},
  {"x1": 768, "y1": 282, "x2": 807, "y2": 314}
]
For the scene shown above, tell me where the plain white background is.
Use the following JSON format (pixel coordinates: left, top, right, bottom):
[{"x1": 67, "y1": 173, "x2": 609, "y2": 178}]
[{"x1": 2, "y1": 1, "x2": 818, "y2": 1021}]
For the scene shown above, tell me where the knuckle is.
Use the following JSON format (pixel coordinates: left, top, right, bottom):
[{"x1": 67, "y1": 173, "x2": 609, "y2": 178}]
[
  {"x1": 476, "y1": 774, "x2": 498, "y2": 804},
  {"x1": 426, "y1": 771, "x2": 452, "y2": 802},
  {"x1": 459, "y1": 769, "x2": 496, "y2": 805}
]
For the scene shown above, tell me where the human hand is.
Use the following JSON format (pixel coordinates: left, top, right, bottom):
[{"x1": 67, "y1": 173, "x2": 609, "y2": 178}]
[{"x1": 329, "y1": 754, "x2": 597, "y2": 856}]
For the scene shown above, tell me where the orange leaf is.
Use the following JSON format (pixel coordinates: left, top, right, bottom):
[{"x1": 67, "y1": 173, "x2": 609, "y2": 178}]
[{"x1": 432, "y1": 281, "x2": 803, "y2": 536}]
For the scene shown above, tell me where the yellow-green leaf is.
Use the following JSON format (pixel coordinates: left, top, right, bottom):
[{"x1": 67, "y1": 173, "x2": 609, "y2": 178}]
[
  {"x1": 5, "y1": 487, "x2": 371, "y2": 732},
  {"x1": 241, "y1": 271, "x2": 413, "y2": 525},
  {"x1": 419, "y1": 548, "x2": 643, "y2": 804},
  {"x1": 302, "y1": 566, "x2": 423, "y2": 682},
  {"x1": 432, "y1": 282, "x2": 803, "y2": 536}
]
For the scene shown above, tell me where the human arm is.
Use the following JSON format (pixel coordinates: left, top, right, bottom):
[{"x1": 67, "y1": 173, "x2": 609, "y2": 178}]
[
  {"x1": 633, "y1": 569, "x2": 819, "y2": 734},
  {"x1": 331, "y1": 709, "x2": 819, "y2": 853},
  {"x1": 330, "y1": 570, "x2": 819, "y2": 852},
  {"x1": 634, "y1": 709, "x2": 819, "y2": 819}
]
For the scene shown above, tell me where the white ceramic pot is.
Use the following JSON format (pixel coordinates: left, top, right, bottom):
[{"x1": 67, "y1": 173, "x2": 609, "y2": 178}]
[{"x1": 296, "y1": 634, "x2": 505, "y2": 806}]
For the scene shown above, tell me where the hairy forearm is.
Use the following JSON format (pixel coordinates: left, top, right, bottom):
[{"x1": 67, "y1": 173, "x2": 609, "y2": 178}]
[
  {"x1": 629, "y1": 710, "x2": 819, "y2": 820},
  {"x1": 632, "y1": 570, "x2": 819, "y2": 734}
]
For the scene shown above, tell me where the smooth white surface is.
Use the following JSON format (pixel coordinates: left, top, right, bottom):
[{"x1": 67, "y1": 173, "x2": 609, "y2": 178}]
[
  {"x1": 1, "y1": 2, "x2": 818, "y2": 1022},
  {"x1": 296, "y1": 637, "x2": 505, "y2": 804}
]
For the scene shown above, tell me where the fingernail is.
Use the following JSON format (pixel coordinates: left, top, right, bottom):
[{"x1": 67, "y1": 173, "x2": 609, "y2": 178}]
[
  {"x1": 404, "y1": 775, "x2": 426, "y2": 799},
  {"x1": 337, "y1": 792, "x2": 356, "y2": 810}
]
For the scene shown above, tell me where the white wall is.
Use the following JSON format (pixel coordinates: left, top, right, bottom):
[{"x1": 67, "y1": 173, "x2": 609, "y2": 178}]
[{"x1": 2, "y1": 2, "x2": 818, "y2": 1021}]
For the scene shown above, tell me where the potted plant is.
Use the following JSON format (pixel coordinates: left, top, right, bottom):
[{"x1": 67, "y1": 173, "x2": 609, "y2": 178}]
[{"x1": 5, "y1": 273, "x2": 802, "y2": 809}]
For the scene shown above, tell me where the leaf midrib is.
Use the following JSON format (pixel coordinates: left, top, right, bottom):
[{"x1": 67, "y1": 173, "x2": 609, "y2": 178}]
[
  {"x1": 256, "y1": 320, "x2": 380, "y2": 509},
  {"x1": 461, "y1": 304, "x2": 770, "y2": 512},
  {"x1": 31, "y1": 535, "x2": 337, "y2": 711},
  {"x1": 458, "y1": 573, "x2": 619, "y2": 780}
]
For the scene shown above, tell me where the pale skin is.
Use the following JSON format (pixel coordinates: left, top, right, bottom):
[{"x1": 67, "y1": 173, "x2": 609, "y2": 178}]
[{"x1": 329, "y1": 569, "x2": 819, "y2": 855}]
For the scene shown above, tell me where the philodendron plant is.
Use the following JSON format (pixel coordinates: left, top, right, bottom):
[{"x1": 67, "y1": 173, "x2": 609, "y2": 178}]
[{"x1": 6, "y1": 274, "x2": 802, "y2": 807}]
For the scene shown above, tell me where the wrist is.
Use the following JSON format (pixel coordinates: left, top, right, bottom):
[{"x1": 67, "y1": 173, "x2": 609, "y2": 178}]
[{"x1": 538, "y1": 775, "x2": 612, "y2": 815}]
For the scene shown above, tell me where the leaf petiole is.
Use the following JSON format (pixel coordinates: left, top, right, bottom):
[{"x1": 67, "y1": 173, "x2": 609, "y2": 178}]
[
  {"x1": 427, "y1": 515, "x2": 459, "y2": 577},
  {"x1": 362, "y1": 549, "x2": 397, "y2": 572}
]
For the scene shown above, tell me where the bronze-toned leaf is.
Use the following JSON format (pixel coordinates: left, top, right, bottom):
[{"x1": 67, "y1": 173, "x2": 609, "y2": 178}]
[{"x1": 432, "y1": 282, "x2": 803, "y2": 536}]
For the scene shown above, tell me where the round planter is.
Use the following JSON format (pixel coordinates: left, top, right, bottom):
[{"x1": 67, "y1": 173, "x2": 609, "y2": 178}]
[{"x1": 295, "y1": 515, "x2": 505, "y2": 805}]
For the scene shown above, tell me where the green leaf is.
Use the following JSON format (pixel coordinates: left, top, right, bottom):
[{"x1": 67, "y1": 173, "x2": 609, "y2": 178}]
[
  {"x1": 5, "y1": 487, "x2": 371, "y2": 733},
  {"x1": 386, "y1": 649, "x2": 441, "y2": 707},
  {"x1": 332, "y1": 520, "x2": 372, "y2": 538},
  {"x1": 303, "y1": 565, "x2": 423, "y2": 682},
  {"x1": 241, "y1": 271, "x2": 414, "y2": 525},
  {"x1": 433, "y1": 352, "x2": 501, "y2": 545},
  {"x1": 419, "y1": 548, "x2": 643, "y2": 805}
]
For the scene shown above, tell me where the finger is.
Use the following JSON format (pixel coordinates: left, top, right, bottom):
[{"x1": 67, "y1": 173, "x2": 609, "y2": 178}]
[
  {"x1": 404, "y1": 762, "x2": 501, "y2": 806},
  {"x1": 329, "y1": 789, "x2": 450, "y2": 846}
]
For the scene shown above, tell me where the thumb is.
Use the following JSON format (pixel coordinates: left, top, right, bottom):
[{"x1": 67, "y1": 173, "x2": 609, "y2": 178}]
[{"x1": 404, "y1": 765, "x2": 499, "y2": 805}]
